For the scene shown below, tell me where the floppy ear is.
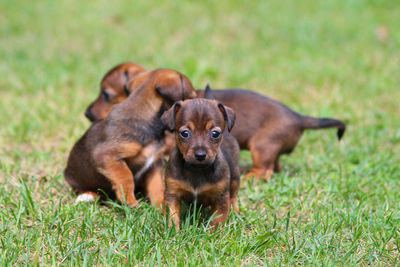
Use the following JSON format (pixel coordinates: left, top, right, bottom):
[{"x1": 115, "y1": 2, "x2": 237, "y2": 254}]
[
  {"x1": 156, "y1": 84, "x2": 183, "y2": 103},
  {"x1": 218, "y1": 103, "x2": 236, "y2": 132},
  {"x1": 181, "y1": 75, "x2": 197, "y2": 99},
  {"x1": 157, "y1": 75, "x2": 196, "y2": 102},
  {"x1": 204, "y1": 84, "x2": 215, "y2": 100},
  {"x1": 161, "y1": 101, "x2": 182, "y2": 131}
]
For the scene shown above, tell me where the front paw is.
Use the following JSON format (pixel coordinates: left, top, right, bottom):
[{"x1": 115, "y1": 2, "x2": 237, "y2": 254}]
[{"x1": 126, "y1": 195, "x2": 139, "y2": 208}]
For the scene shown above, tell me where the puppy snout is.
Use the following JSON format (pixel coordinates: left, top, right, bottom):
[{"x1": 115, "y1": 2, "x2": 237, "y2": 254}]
[
  {"x1": 85, "y1": 108, "x2": 95, "y2": 122},
  {"x1": 194, "y1": 150, "x2": 207, "y2": 161}
]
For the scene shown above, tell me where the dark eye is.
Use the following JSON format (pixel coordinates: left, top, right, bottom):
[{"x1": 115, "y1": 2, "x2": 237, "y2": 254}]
[
  {"x1": 102, "y1": 91, "x2": 110, "y2": 102},
  {"x1": 179, "y1": 130, "x2": 191, "y2": 139},
  {"x1": 211, "y1": 130, "x2": 221, "y2": 139}
]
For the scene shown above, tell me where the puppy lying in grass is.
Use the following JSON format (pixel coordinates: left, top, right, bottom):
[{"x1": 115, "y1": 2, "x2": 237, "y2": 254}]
[
  {"x1": 64, "y1": 69, "x2": 196, "y2": 207},
  {"x1": 161, "y1": 87, "x2": 240, "y2": 230}
]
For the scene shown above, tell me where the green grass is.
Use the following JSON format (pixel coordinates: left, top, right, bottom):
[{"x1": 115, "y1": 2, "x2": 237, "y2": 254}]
[{"x1": 1, "y1": 0, "x2": 400, "y2": 265}]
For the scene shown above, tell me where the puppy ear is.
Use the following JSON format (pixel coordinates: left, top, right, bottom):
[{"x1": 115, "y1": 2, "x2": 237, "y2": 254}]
[
  {"x1": 156, "y1": 85, "x2": 182, "y2": 103},
  {"x1": 218, "y1": 103, "x2": 236, "y2": 132},
  {"x1": 161, "y1": 101, "x2": 182, "y2": 131},
  {"x1": 181, "y1": 75, "x2": 197, "y2": 99},
  {"x1": 204, "y1": 84, "x2": 215, "y2": 100},
  {"x1": 156, "y1": 75, "x2": 196, "y2": 102}
]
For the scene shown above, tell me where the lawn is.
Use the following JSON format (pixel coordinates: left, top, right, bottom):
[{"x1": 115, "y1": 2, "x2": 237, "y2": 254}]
[{"x1": 1, "y1": 0, "x2": 400, "y2": 265}]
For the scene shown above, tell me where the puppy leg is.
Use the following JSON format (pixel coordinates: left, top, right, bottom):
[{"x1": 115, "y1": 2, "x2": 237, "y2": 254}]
[
  {"x1": 165, "y1": 196, "x2": 181, "y2": 230},
  {"x1": 245, "y1": 143, "x2": 280, "y2": 181},
  {"x1": 99, "y1": 159, "x2": 138, "y2": 207},
  {"x1": 210, "y1": 193, "x2": 230, "y2": 230},
  {"x1": 274, "y1": 157, "x2": 281, "y2": 173},
  {"x1": 244, "y1": 151, "x2": 274, "y2": 181},
  {"x1": 230, "y1": 180, "x2": 240, "y2": 213},
  {"x1": 230, "y1": 166, "x2": 240, "y2": 213},
  {"x1": 94, "y1": 142, "x2": 141, "y2": 207},
  {"x1": 144, "y1": 163, "x2": 165, "y2": 208}
]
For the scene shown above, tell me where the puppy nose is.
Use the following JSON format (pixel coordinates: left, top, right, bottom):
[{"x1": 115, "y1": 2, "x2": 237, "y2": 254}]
[
  {"x1": 85, "y1": 108, "x2": 95, "y2": 122},
  {"x1": 194, "y1": 150, "x2": 207, "y2": 161}
]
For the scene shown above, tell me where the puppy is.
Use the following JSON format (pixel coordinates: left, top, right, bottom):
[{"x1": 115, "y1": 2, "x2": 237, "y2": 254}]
[
  {"x1": 197, "y1": 86, "x2": 346, "y2": 180},
  {"x1": 64, "y1": 69, "x2": 197, "y2": 207},
  {"x1": 84, "y1": 62, "x2": 178, "y2": 154},
  {"x1": 161, "y1": 88, "x2": 240, "y2": 230},
  {"x1": 84, "y1": 63, "x2": 345, "y2": 181},
  {"x1": 85, "y1": 62, "x2": 146, "y2": 121}
]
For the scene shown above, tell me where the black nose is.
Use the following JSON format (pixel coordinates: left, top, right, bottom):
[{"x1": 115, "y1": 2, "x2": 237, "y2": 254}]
[
  {"x1": 85, "y1": 108, "x2": 95, "y2": 122},
  {"x1": 194, "y1": 150, "x2": 207, "y2": 161}
]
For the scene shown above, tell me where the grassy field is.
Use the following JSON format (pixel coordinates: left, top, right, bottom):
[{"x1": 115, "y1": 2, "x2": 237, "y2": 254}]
[{"x1": 1, "y1": 0, "x2": 400, "y2": 265}]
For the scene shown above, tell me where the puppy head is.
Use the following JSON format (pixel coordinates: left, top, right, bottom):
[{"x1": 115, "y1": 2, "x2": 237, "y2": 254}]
[
  {"x1": 85, "y1": 62, "x2": 146, "y2": 121},
  {"x1": 162, "y1": 98, "x2": 236, "y2": 166}
]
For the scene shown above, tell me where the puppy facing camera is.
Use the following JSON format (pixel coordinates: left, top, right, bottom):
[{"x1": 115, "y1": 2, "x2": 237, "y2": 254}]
[{"x1": 161, "y1": 86, "x2": 240, "y2": 230}]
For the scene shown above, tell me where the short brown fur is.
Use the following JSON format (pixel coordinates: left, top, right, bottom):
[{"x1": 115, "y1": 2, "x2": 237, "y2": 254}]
[
  {"x1": 65, "y1": 68, "x2": 197, "y2": 207},
  {"x1": 161, "y1": 94, "x2": 240, "y2": 230},
  {"x1": 197, "y1": 87, "x2": 346, "y2": 180},
  {"x1": 85, "y1": 63, "x2": 346, "y2": 181}
]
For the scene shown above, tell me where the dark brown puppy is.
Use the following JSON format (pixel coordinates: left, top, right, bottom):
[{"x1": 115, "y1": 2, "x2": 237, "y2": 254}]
[
  {"x1": 64, "y1": 69, "x2": 197, "y2": 207},
  {"x1": 197, "y1": 86, "x2": 346, "y2": 180},
  {"x1": 84, "y1": 63, "x2": 345, "y2": 181},
  {"x1": 85, "y1": 62, "x2": 146, "y2": 121},
  {"x1": 161, "y1": 88, "x2": 240, "y2": 230}
]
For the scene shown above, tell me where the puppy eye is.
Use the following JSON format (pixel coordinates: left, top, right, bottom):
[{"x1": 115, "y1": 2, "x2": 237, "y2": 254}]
[
  {"x1": 102, "y1": 91, "x2": 110, "y2": 102},
  {"x1": 179, "y1": 130, "x2": 191, "y2": 139},
  {"x1": 210, "y1": 130, "x2": 221, "y2": 139}
]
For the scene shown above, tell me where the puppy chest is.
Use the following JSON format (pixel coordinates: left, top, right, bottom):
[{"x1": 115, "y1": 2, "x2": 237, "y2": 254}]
[{"x1": 168, "y1": 178, "x2": 228, "y2": 203}]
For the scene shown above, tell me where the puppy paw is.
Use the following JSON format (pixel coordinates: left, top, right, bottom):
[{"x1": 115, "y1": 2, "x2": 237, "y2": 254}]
[
  {"x1": 126, "y1": 196, "x2": 139, "y2": 208},
  {"x1": 264, "y1": 169, "x2": 274, "y2": 181},
  {"x1": 75, "y1": 192, "x2": 98, "y2": 203},
  {"x1": 234, "y1": 202, "x2": 240, "y2": 214},
  {"x1": 243, "y1": 168, "x2": 273, "y2": 181},
  {"x1": 243, "y1": 171, "x2": 260, "y2": 180}
]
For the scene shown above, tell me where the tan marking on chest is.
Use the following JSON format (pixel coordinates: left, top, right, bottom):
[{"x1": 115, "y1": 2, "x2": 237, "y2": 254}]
[
  {"x1": 166, "y1": 178, "x2": 194, "y2": 197},
  {"x1": 196, "y1": 179, "x2": 228, "y2": 199},
  {"x1": 166, "y1": 177, "x2": 228, "y2": 200}
]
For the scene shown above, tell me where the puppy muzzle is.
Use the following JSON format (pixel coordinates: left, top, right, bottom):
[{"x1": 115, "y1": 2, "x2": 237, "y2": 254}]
[
  {"x1": 184, "y1": 148, "x2": 215, "y2": 166},
  {"x1": 85, "y1": 107, "x2": 96, "y2": 122}
]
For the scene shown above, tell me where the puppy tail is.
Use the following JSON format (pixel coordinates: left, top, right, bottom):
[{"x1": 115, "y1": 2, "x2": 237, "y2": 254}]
[{"x1": 300, "y1": 116, "x2": 346, "y2": 140}]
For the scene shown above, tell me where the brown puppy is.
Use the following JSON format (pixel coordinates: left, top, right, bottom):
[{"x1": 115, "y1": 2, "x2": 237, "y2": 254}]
[
  {"x1": 161, "y1": 88, "x2": 240, "y2": 230},
  {"x1": 197, "y1": 86, "x2": 345, "y2": 180},
  {"x1": 84, "y1": 63, "x2": 345, "y2": 181},
  {"x1": 85, "y1": 62, "x2": 146, "y2": 121},
  {"x1": 64, "y1": 69, "x2": 197, "y2": 207},
  {"x1": 84, "y1": 62, "x2": 178, "y2": 155}
]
